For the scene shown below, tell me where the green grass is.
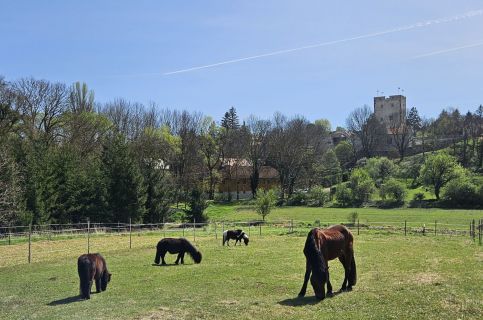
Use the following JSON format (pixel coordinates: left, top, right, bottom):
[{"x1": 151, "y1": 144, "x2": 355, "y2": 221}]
[
  {"x1": 0, "y1": 233, "x2": 481, "y2": 319},
  {"x1": 206, "y1": 204, "x2": 482, "y2": 227}
]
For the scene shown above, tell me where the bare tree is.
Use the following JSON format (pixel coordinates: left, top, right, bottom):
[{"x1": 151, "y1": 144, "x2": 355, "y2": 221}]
[
  {"x1": 389, "y1": 109, "x2": 413, "y2": 161},
  {"x1": 69, "y1": 82, "x2": 95, "y2": 113},
  {"x1": 246, "y1": 115, "x2": 271, "y2": 197},
  {"x1": 346, "y1": 105, "x2": 382, "y2": 158},
  {"x1": 13, "y1": 78, "x2": 68, "y2": 143}
]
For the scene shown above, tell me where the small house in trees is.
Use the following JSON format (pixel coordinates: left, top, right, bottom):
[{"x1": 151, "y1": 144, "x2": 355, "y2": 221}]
[{"x1": 218, "y1": 158, "x2": 279, "y2": 199}]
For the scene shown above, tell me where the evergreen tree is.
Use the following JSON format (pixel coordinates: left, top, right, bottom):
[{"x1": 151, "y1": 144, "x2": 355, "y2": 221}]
[
  {"x1": 101, "y1": 134, "x2": 146, "y2": 222},
  {"x1": 407, "y1": 107, "x2": 422, "y2": 131},
  {"x1": 221, "y1": 106, "x2": 240, "y2": 130}
]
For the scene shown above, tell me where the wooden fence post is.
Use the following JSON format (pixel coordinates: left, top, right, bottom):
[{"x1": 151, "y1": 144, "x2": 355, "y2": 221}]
[
  {"x1": 479, "y1": 219, "x2": 482, "y2": 246},
  {"x1": 8, "y1": 224, "x2": 11, "y2": 245},
  {"x1": 87, "y1": 218, "x2": 90, "y2": 254},
  {"x1": 214, "y1": 222, "x2": 217, "y2": 240},
  {"x1": 193, "y1": 218, "x2": 196, "y2": 241},
  {"x1": 291, "y1": 219, "x2": 293, "y2": 233},
  {"x1": 357, "y1": 219, "x2": 360, "y2": 235},
  {"x1": 404, "y1": 220, "x2": 407, "y2": 236},
  {"x1": 248, "y1": 224, "x2": 251, "y2": 237},
  {"x1": 163, "y1": 217, "x2": 166, "y2": 238},
  {"x1": 259, "y1": 223, "x2": 262, "y2": 236},
  {"x1": 129, "y1": 218, "x2": 132, "y2": 249},
  {"x1": 434, "y1": 220, "x2": 437, "y2": 236},
  {"x1": 472, "y1": 219, "x2": 476, "y2": 242},
  {"x1": 28, "y1": 224, "x2": 32, "y2": 264}
]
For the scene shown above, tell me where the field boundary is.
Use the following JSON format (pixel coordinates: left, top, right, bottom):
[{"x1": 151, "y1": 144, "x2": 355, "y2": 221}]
[{"x1": 0, "y1": 218, "x2": 481, "y2": 267}]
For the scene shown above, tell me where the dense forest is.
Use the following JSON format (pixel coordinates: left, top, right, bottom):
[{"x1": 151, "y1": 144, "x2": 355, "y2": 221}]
[{"x1": 0, "y1": 76, "x2": 482, "y2": 226}]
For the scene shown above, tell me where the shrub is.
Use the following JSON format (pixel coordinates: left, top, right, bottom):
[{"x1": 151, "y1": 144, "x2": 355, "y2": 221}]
[
  {"x1": 365, "y1": 157, "x2": 395, "y2": 186},
  {"x1": 379, "y1": 179, "x2": 407, "y2": 204},
  {"x1": 413, "y1": 192, "x2": 425, "y2": 201},
  {"x1": 186, "y1": 188, "x2": 208, "y2": 222},
  {"x1": 349, "y1": 168, "x2": 375, "y2": 205},
  {"x1": 307, "y1": 186, "x2": 328, "y2": 207},
  {"x1": 256, "y1": 189, "x2": 277, "y2": 220},
  {"x1": 335, "y1": 184, "x2": 352, "y2": 207},
  {"x1": 442, "y1": 178, "x2": 481, "y2": 207},
  {"x1": 347, "y1": 211, "x2": 359, "y2": 225},
  {"x1": 286, "y1": 191, "x2": 306, "y2": 206}
]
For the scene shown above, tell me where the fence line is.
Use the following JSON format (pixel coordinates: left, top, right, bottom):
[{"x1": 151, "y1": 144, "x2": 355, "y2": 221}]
[{"x1": 0, "y1": 218, "x2": 481, "y2": 267}]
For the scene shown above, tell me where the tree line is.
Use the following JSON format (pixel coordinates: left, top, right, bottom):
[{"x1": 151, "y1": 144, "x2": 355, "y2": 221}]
[{"x1": 0, "y1": 76, "x2": 482, "y2": 225}]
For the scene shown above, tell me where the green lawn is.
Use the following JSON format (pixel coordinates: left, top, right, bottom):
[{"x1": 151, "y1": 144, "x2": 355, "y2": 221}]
[
  {"x1": 0, "y1": 232, "x2": 481, "y2": 320},
  {"x1": 206, "y1": 204, "x2": 482, "y2": 228}
]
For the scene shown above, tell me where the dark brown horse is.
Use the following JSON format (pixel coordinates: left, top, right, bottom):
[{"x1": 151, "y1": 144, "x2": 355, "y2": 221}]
[
  {"x1": 154, "y1": 238, "x2": 202, "y2": 265},
  {"x1": 77, "y1": 253, "x2": 111, "y2": 299},
  {"x1": 298, "y1": 225, "x2": 356, "y2": 300}
]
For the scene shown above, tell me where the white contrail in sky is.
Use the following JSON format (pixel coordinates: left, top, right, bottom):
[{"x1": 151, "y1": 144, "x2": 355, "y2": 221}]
[
  {"x1": 410, "y1": 41, "x2": 483, "y2": 59},
  {"x1": 163, "y1": 9, "x2": 483, "y2": 75}
]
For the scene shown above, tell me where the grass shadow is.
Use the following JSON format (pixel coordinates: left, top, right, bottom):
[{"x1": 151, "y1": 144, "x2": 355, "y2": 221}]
[
  {"x1": 278, "y1": 296, "x2": 320, "y2": 307},
  {"x1": 47, "y1": 295, "x2": 83, "y2": 306},
  {"x1": 278, "y1": 291, "x2": 342, "y2": 307},
  {"x1": 151, "y1": 263, "x2": 188, "y2": 267}
]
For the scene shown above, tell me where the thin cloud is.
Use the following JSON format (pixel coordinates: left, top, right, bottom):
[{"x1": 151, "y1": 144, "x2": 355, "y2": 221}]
[
  {"x1": 162, "y1": 9, "x2": 483, "y2": 75},
  {"x1": 410, "y1": 41, "x2": 483, "y2": 59}
]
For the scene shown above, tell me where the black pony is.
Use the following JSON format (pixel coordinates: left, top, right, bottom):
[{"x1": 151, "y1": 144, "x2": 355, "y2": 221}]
[
  {"x1": 298, "y1": 225, "x2": 357, "y2": 300},
  {"x1": 154, "y1": 238, "x2": 202, "y2": 265},
  {"x1": 77, "y1": 253, "x2": 111, "y2": 299},
  {"x1": 222, "y1": 229, "x2": 249, "y2": 246}
]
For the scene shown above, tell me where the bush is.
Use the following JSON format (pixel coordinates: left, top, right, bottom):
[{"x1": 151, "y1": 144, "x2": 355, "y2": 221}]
[
  {"x1": 307, "y1": 186, "x2": 328, "y2": 207},
  {"x1": 442, "y1": 178, "x2": 481, "y2": 207},
  {"x1": 349, "y1": 168, "x2": 375, "y2": 205},
  {"x1": 335, "y1": 184, "x2": 352, "y2": 207},
  {"x1": 185, "y1": 188, "x2": 208, "y2": 222},
  {"x1": 347, "y1": 211, "x2": 359, "y2": 225},
  {"x1": 379, "y1": 179, "x2": 407, "y2": 204},
  {"x1": 286, "y1": 191, "x2": 306, "y2": 206},
  {"x1": 256, "y1": 189, "x2": 277, "y2": 220},
  {"x1": 413, "y1": 192, "x2": 425, "y2": 201}
]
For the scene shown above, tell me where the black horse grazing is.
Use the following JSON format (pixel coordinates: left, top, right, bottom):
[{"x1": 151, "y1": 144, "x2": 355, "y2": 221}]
[
  {"x1": 154, "y1": 238, "x2": 202, "y2": 265},
  {"x1": 222, "y1": 229, "x2": 249, "y2": 246},
  {"x1": 298, "y1": 225, "x2": 357, "y2": 300},
  {"x1": 77, "y1": 253, "x2": 111, "y2": 299}
]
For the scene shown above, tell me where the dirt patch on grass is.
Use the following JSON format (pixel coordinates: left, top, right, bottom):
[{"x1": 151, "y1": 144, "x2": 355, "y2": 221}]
[
  {"x1": 138, "y1": 307, "x2": 187, "y2": 320},
  {"x1": 219, "y1": 299, "x2": 239, "y2": 305},
  {"x1": 411, "y1": 272, "x2": 443, "y2": 285}
]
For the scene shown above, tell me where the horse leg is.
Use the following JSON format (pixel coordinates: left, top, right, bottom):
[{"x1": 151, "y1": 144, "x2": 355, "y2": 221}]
[
  {"x1": 326, "y1": 268, "x2": 334, "y2": 297},
  {"x1": 338, "y1": 256, "x2": 348, "y2": 292},
  {"x1": 175, "y1": 253, "x2": 181, "y2": 264},
  {"x1": 161, "y1": 251, "x2": 167, "y2": 265},
  {"x1": 180, "y1": 252, "x2": 185, "y2": 264},
  {"x1": 298, "y1": 260, "x2": 311, "y2": 297},
  {"x1": 95, "y1": 277, "x2": 101, "y2": 293}
]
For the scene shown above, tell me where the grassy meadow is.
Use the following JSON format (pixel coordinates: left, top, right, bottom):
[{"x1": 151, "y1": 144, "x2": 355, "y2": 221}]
[{"x1": 0, "y1": 230, "x2": 482, "y2": 319}]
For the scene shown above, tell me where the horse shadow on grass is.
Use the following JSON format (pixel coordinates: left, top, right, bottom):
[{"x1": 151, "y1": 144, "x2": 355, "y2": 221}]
[
  {"x1": 47, "y1": 295, "x2": 84, "y2": 306},
  {"x1": 278, "y1": 291, "x2": 342, "y2": 307},
  {"x1": 151, "y1": 263, "x2": 184, "y2": 267}
]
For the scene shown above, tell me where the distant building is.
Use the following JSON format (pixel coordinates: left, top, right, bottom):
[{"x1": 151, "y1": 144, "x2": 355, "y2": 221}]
[
  {"x1": 374, "y1": 95, "x2": 406, "y2": 129},
  {"x1": 218, "y1": 158, "x2": 279, "y2": 199}
]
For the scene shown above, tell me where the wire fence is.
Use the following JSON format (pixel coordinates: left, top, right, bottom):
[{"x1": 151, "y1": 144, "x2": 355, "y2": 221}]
[{"x1": 0, "y1": 218, "x2": 481, "y2": 268}]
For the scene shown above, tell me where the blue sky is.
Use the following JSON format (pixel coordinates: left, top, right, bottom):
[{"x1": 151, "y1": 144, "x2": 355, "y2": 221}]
[{"x1": 1, "y1": 0, "x2": 483, "y2": 128}]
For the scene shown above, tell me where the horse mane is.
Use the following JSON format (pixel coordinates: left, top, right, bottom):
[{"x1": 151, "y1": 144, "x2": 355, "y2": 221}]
[{"x1": 304, "y1": 229, "x2": 326, "y2": 280}]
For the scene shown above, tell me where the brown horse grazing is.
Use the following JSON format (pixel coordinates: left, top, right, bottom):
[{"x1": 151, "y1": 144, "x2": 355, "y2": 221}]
[
  {"x1": 298, "y1": 225, "x2": 356, "y2": 300},
  {"x1": 154, "y1": 238, "x2": 202, "y2": 265},
  {"x1": 77, "y1": 253, "x2": 111, "y2": 299}
]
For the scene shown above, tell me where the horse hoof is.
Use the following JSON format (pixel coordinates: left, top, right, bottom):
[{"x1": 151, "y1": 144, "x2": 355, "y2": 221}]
[
  {"x1": 326, "y1": 291, "x2": 334, "y2": 298},
  {"x1": 346, "y1": 287, "x2": 353, "y2": 292}
]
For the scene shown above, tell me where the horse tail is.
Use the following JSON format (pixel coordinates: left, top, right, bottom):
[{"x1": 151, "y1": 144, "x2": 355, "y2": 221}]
[
  {"x1": 154, "y1": 241, "x2": 162, "y2": 264},
  {"x1": 349, "y1": 251, "x2": 357, "y2": 286},
  {"x1": 304, "y1": 229, "x2": 325, "y2": 280},
  {"x1": 77, "y1": 256, "x2": 92, "y2": 299}
]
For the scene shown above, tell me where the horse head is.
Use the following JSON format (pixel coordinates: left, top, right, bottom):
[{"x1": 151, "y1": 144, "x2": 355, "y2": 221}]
[
  {"x1": 242, "y1": 233, "x2": 249, "y2": 246},
  {"x1": 192, "y1": 250, "x2": 202, "y2": 264}
]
